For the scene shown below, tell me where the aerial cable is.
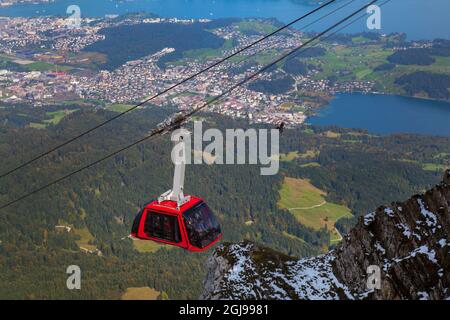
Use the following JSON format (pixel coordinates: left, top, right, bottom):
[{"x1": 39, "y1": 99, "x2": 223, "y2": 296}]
[
  {"x1": 228, "y1": 0, "x2": 357, "y2": 67},
  {"x1": 0, "y1": 0, "x2": 385, "y2": 211}
]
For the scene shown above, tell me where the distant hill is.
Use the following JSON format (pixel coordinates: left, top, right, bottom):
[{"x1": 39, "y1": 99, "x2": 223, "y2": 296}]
[
  {"x1": 83, "y1": 22, "x2": 228, "y2": 70},
  {"x1": 387, "y1": 48, "x2": 436, "y2": 66},
  {"x1": 248, "y1": 75, "x2": 295, "y2": 94},
  {"x1": 395, "y1": 71, "x2": 450, "y2": 100}
]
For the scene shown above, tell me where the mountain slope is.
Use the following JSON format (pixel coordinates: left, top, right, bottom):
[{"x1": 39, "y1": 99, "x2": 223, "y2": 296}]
[{"x1": 201, "y1": 170, "x2": 450, "y2": 300}]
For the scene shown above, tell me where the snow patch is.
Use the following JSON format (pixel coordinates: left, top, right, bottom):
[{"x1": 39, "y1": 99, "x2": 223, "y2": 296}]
[
  {"x1": 364, "y1": 212, "x2": 375, "y2": 226},
  {"x1": 384, "y1": 207, "x2": 395, "y2": 217},
  {"x1": 394, "y1": 245, "x2": 438, "y2": 264},
  {"x1": 417, "y1": 198, "x2": 438, "y2": 229},
  {"x1": 418, "y1": 291, "x2": 429, "y2": 300},
  {"x1": 375, "y1": 242, "x2": 386, "y2": 255},
  {"x1": 395, "y1": 223, "x2": 412, "y2": 239},
  {"x1": 438, "y1": 238, "x2": 448, "y2": 248},
  {"x1": 283, "y1": 254, "x2": 354, "y2": 300},
  {"x1": 219, "y1": 244, "x2": 355, "y2": 300},
  {"x1": 223, "y1": 243, "x2": 258, "y2": 298}
]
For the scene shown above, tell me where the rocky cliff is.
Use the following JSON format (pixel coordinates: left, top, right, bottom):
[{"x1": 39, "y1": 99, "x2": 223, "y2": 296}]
[{"x1": 201, "y1": 170, "x2": 450, "y2": 300}]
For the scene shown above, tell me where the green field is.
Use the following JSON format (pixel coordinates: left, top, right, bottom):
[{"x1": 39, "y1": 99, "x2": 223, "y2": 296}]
[
  {"x1": 311, "y1": 44, "x2": 394, "y2": 79},
  {"x1": 73, "y1": 226, "x2": 97, "y2": 251},
  {"x1": 236, "y1": 20, "x2": 278, "y2": 35},
  {"x1": 278, "y1": 177, "x2": 352, "y2": 243},
  {"x1": 280, "y1": 150, "x2": 319, "y2": 162},
  {"x1": 1, "y1": 54, "x2": 72, "y2": 72},
  {"x1": 121, "y1": 287, "x2": 162, "y2": 300},
  {"x1": 29, "y1": 109, "x2": 78, "y2": 128},
  {"x1": 66, "y1": 51, "x2": 108, "y2": 70},
  {"x1": 304, "y1": 41, "x2": 450, "y2": 98},
  {"x1": 181, "y1": 38, "x2": 235, "y2": 62},
  {"x1": 399, "y1": 159, "x2": 449, "y2": 172},
  {"x1": 132, "y1": 239, "x2": 175, "y2": 253},
  {"x1": 280, "y1": 151, "x2": 299, "y2": 162},
  {"x1": 300, "y1": 162, "x2": 320, "y2": 168},
  {"x1": 106, "y1": 103, "x2": 134, "y2": 113},
  {"x1": 22, "y1": 61, "x2": 68, "y2": 72},
  {"x1": 44, "y1": 109, "x2": 78, "y2": 125}
]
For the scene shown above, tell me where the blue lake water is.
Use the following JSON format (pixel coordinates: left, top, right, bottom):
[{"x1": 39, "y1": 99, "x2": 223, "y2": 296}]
[
  {"x1": 308, "y1": 93, "x2": 450, "y2": 136},
  {"x1": 0, "y1": 0, "x2": 449, "y2": 40}
]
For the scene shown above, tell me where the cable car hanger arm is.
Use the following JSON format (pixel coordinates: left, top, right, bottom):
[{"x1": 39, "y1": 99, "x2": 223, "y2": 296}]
[{"x1": 158, "y1": 130, "x2": 191, "y2": 208}]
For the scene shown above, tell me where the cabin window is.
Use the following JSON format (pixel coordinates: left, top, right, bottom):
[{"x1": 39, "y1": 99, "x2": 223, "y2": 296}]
[
  {"x1": 183, "y1": 203, "x2": 221, "y2": 249},
  {"x1": 144, "y1": 210, "x2": 181, "y2": 243}
]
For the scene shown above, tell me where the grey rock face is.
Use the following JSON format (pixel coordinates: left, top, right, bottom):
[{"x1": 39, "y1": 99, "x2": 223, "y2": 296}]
[
  {"x1": 333, "y1": 169, "x2": 449, "y2": 299},
  {"x1": 201, "y1": 170, "x2": 450, "y2": 300}
]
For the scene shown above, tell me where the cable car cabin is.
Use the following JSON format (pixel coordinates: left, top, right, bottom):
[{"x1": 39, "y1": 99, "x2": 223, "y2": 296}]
[
  {"x1": 130, "y1": 129, "x2": 222, "y2": 252},
  {"x1": 131, "y1": 196, "x2": 222, "y2": 252}
]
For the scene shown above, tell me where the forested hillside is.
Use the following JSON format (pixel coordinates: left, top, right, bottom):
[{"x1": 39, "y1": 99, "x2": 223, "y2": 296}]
[
  {"x1": 0, "y1": 105, "x2": 448, "y2": 298},
  {"x1": 83, "y1": 20, "x2": 237, "y2": 70}
]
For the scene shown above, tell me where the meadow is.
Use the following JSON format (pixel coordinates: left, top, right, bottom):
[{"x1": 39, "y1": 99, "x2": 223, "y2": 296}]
[{"x1": 278, "y1": 177, "x2": 352, "y2": 243}]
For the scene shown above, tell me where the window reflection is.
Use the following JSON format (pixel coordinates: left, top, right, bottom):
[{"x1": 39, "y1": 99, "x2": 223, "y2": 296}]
[{"x1": 183, "y1": 202, "x2": 221, "y2": 248}]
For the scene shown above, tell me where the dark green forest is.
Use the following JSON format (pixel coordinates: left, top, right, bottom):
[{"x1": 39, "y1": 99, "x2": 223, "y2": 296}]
[
  {"x1": 282, "y1": 59, "x2": 309, "y2": 76},
  {"x1": 0, "y1": 105, "x2": 448, "y2": 299},
  {"x1": 387, "y1": 48, "x2": 436, "y2": 66},
  {"x1": 395, "y1": 71, "x2": 450, "y2": 100},
  {"x1": 248, "y1": 75, "x2": 295, "y2": 94},
  {"x1": 83, "y1": 20, "x2": 237, "y2": 70}
]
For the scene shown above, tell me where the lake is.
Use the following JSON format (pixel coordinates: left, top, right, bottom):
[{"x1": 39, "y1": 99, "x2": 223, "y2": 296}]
[
  {"x1": 308, "y1": 93, "x2": 450, "y2": 136},
  {"x1": 0, "y1": 0, "x2": 449, "y2": 40}
]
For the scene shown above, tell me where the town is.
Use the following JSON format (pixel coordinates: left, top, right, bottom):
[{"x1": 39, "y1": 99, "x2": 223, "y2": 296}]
[{"x1": 0, "y1": 14, "x2": 376, "y2": 126}]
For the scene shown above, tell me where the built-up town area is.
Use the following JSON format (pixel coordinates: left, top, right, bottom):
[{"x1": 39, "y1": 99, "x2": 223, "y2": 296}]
[{"x1": 0, "y1": 13, "x2": 375, "y2": 126}]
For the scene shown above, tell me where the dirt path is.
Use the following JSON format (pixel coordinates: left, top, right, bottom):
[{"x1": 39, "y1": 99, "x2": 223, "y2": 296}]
[
  {"x1": 288, "y1": 201, "x2": 327, "y2": 211},
  {"x1": 333, "y1": 227, "x2": 343, "y2": 242}
]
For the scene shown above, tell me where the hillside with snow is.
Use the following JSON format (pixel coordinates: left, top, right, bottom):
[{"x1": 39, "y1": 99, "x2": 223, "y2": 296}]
[{"x1": 201, "y1": 170, "x2": 450, "y2": 300}]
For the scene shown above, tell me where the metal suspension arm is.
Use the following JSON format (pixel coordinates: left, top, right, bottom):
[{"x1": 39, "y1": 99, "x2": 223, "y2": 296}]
[{"x1": 158, "y1": 130, "x2": 191, "y2": 208}]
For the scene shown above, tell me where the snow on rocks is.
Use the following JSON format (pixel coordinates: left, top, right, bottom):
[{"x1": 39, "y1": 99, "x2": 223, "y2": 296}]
[
  {"x1": 281, "y1": 254, "x2": 354, "y2": 300},
  {"x1": 395, "y1": 223, "x2": 412, "y2": 239},
  {"x1": 206, "y1": 242, "x2": 354, "y2": 300},
  {"x1": 438, "y1": 238, "x2": 449, "y2": 248},
  {"x1": 384, "y1": 207, "x2": 395, "y2": 217},
  {"x1": 418, "y1": 291, "x2": 430, "y2": 300},
  {"x1": 364, "y1": 212, "x2": 375, "y2": 226},
  {"x1": 375, "y1": 241, "x2": 386, "y2": 255},
  {"x1": 417, "y1": 198, "x2": 438, "y2": 230},
  {"x1": 394, "y1": 245, "x2": 438, "y2": 264}
]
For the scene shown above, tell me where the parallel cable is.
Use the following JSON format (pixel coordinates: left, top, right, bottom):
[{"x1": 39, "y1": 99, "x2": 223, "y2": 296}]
[
  {"x1": 0, "y1": 0, "x2": 387, "y2": 211},
  {"x1": 229, "y1": 0, "x2": 357, "y2": 67},
  {"x1": 0, "y1": 0, "x2": 338, "y2": 180}
]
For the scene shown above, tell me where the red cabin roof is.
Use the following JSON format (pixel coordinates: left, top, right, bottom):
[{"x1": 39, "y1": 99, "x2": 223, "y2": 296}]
[{"x1": 145, "y1": 195, "x2": 203, "y2": 215}]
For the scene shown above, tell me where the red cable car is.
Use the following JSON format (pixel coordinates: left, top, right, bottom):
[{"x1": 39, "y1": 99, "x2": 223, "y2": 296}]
[{"x1": 131, "y1": 130, "x2": 222, "y2": 252}]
